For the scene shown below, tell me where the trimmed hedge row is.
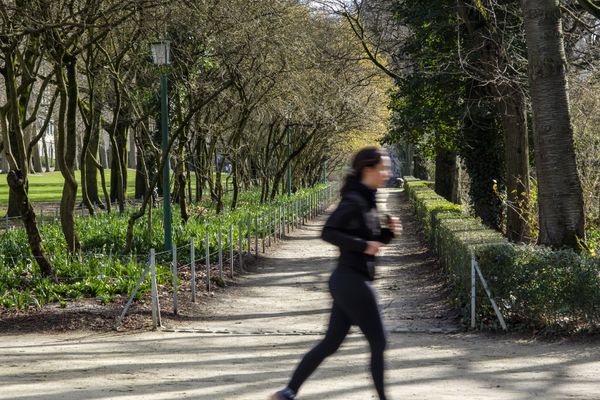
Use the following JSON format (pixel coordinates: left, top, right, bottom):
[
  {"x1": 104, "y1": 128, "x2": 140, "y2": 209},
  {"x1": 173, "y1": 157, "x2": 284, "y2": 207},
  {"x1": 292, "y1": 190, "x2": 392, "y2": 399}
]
[{"x1": 404, "y1": 176, "x2": 600, "y2": 331}]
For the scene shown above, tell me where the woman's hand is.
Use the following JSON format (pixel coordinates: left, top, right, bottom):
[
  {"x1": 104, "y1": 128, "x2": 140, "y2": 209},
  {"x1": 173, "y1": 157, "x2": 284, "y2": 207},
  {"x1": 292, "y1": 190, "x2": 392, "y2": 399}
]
[
  {"x1": 386, "y1": 215, "x2": 401, "y2": 235},
  {"x1": 364, "y1": 241, "x2": 385, "y2": 255}
]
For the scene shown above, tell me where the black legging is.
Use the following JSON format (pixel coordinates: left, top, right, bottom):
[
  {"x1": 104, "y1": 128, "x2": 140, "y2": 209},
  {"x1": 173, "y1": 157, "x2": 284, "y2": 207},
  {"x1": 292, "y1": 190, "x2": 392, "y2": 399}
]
[{"x1": 288, "y1": 269, "x2": 388, "y2": 399}]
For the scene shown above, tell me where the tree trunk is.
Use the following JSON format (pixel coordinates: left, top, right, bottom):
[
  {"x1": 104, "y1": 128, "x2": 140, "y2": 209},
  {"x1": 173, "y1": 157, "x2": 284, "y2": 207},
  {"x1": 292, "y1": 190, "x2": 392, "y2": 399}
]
[
  {"x1": 98, "y1": 137, "x2": 109, "y2": 168},
  {"x1": 53, "y1": 125, "x2": 60, "y2": 172},
  {"x1": 109, "y1": 122, "x2": 127, "y2": 212},
  {"x1": 128, "y1": 128, "x2": 137, "y2": 169},
  {"x1": 497, "y1": 85, "x2": 531, "y2": 242},
  {"x1": 80, "y1": 104, "x2": 95, "y2": 216},
  {"x1": 6, "y1": 126, "x2": 23, "y2": 217},
  {"x1": 7, "y1": 170, "x2": 53, "y2": 276},
  {"x1": 413, "y1": 154, "x2": 429, "y2": 180},
  {"x1": 57, "y1": 57, "x2": 80, "y2": 253},
  {"x1": 230, "y1": 157, "x2": 239, "y2": 210},
  {"x1": 42, "y1": 136, "x2": 50, "y2": 172},
  {"x1": 135, "y1": 151, "x2": 147, "y2": 199},
  {"x1": 176, "y1": 161, "x2": 189, "y2": 223},
  {"x1": 84, "y1": 112, "x2": 103, "y2": 207},
  {"x1": 405, "y1": 142, "x2": 414, "y2": 177},
  {"x1": 434, "y1": 146, "x2": 459, "y2": 203},
  {"x1": 520, "y1": 0, "x2": 585, "y2": 248},
  {"x1": 1, "y1": 64, "x2": 53, "y2": 275},
  {"x1": 215, "y1": 153, "x2": 224, "y2": 214},
  {"x1": 28, "y1": 124, "x2": 43, "y2": 173},
  {"x1": 458, "y1": 1, "x2": 532, "y2": 241},
  {"x1": 1, "y1": 147, "x2": 8, "y2": 172}
]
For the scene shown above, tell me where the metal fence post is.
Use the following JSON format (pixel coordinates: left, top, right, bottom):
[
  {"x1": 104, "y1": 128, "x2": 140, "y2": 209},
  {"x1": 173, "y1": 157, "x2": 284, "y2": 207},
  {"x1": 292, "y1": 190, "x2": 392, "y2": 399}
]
[
  {"x1": 285, "y1": 204, "x2": 289, "y2": 234},
  {"x1": 205, "y1": 232, "x2": 211, "y2": 292},
  {"x1": 229, "y1": 224, "x2": 234, "y2": 277},
  {"x1": 238, "y1": 220, "x2": 243, "y2": 271},
  {"x1": 268, "y1": 211, "x2": 272, "y2": 247},
  {"x1": 261, "y1": 212, "x2": 266, "y2": 253},
  {"x1": 275, "y1": 208, "x2": 279, "y2": 240},
  {"x1": 150, "y1": 249, "x2": 161, "y2": 329},
  {"x1": 218, "y1": 227, "x2": 223, "y2": 281},
  {"x1": 254, "y1": 214, "x2": 259, "y2": 258},
  {"x1": 280, "y1": 205, "x2": 285, "y2": 237},
  {"x1": 191, "y1": 237, "x2": 196, "y2": 303},
  {"x1": 247, "y1": 216, "x2": 251, "y2": 257},
  {"x1": 172, "y1": 246, "x2": 178, "y2": 315}
]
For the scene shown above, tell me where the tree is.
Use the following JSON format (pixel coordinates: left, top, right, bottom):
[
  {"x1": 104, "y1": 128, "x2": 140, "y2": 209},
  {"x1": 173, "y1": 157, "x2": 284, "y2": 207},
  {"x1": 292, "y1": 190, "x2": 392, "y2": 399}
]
[
  {"x1": 457, "y1": 0, "x2": 531, "y2": 240},
  {"x1": 520, "y1": 0, "x2": 585, "y2": 248},
  {"x1": 0, "y1": 2, "x2": 55, "y2": 276}
]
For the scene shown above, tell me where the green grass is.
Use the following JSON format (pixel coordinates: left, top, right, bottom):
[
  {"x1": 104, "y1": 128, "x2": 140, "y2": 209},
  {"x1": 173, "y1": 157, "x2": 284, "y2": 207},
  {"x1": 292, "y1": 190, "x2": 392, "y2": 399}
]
[
  {"x1": 0, "y1": 170, "x2": 229, "y2": 207},
  {"x1": 0, "y1": 183, "x2": 333, "y2": 310},
  {"x1": 0, "y1": 170, "x2": 137, "y2": 205}
]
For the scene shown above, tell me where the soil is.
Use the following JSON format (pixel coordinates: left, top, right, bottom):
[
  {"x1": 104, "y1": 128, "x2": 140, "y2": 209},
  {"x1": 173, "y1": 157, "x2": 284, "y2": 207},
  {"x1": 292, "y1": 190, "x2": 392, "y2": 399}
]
[{"x1": 1, "y1": 189, "x2": 599, "y2": 400}]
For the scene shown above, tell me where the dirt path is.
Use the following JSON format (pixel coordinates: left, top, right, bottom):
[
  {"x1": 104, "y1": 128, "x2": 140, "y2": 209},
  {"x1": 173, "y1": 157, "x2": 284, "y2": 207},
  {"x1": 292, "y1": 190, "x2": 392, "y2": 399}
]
[{"x1": 1, "y1": 190, "x2": 599, "y2": 400}]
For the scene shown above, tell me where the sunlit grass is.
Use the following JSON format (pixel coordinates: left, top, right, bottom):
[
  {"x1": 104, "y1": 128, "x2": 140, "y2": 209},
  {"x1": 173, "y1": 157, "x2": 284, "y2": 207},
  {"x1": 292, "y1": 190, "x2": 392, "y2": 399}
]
[{"x1": 0, "y1": 170, "x2": 137, "y2": 205}]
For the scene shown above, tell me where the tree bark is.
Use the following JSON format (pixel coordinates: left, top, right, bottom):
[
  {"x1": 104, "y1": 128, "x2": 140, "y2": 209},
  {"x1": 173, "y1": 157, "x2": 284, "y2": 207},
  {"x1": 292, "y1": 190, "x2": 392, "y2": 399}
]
[
  {"x1": 28, "y1": 124, "x2": 43, "y2": 173},
  {"x1": 135, "y1": 151, "x2": 147, "y2": 199},
  {"x1": 7, "y1": 170, "x2": 53, "y2": 277},
  {"x1": 434, "y1": 146, "x2": 459, "y2": 203},
  {"x1": 57, "y1": 56, "x2": 81, "y2": 253},
  {"x1": 128, "y1": 128, "x2": 137, "y2": 169},
  {"x1": 1, "y1": 64, "x2": 53, "y2": 275},
  {"x1": 520, "y1": 0, "x2": 585, "y2": 248},
  {"x1": 497, "y1": 85, "x2": 531, "y2": 242},
  {"x1": 85, "y1": 112, "x2": 103, "y2": 207},
  {"x1": 109, "y1": 122, "x2": 128, "y2": 212}
]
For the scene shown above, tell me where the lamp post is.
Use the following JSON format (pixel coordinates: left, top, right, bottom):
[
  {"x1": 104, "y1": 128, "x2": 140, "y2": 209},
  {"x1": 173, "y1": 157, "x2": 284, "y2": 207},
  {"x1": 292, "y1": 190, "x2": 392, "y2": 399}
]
[
  {"x1": 151, "y1": 40, "x2": 172, "y2": 252},
  {"x1": 322, "y1": 144, "x2": 330, "y2": 183}
]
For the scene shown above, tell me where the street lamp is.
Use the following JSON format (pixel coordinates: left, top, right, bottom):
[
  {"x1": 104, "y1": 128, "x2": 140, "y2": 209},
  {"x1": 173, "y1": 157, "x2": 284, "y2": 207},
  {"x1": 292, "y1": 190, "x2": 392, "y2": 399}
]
[{"x1": 151, "y1": 40, "x2": 172, "y2": 252}]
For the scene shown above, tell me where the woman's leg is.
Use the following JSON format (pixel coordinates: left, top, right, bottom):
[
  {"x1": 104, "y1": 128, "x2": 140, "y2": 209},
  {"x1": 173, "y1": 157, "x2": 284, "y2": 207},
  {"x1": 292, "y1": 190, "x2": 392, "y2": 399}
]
[
  {"x1": 358, "y1": 306, "x2": 387, "y2": 400},
  {"x1": 334, "y1": 278, "x2": 387, "y2": 400},
  {"x1": 287, "y1": 301, "x2": 351, "y2": 393}
]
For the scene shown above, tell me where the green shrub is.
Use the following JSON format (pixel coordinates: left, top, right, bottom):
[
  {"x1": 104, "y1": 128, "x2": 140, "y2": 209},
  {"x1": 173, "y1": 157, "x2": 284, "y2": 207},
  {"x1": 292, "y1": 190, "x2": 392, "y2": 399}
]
[
  {"x1": 477, "y1": 244, "x2": 600, "y2": 330},
  {"x1": 404, "y1": 176, "x2": 600, "y2": 332}
]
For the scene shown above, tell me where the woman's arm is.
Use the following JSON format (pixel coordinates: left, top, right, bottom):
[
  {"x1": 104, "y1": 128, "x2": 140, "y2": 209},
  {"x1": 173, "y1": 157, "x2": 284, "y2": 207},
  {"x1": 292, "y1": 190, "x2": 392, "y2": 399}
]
[
  {"x1": 321, "y1": 200, "x2": 368, "y2": 253},
  {"x1": 377, "y1": 228, "x2": 394, "y2": 245},
  {"x1": 377, "y1": 214, "x2": 400, "y2": 244}
]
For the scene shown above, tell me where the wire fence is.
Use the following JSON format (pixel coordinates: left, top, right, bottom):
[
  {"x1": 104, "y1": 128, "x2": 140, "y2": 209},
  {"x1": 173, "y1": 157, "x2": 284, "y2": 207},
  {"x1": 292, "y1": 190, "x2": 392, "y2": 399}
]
[
  {"x1": 0, "y1": 183, "x2": 339, "y2": 326},
  {"x1": 119, "y1": 184, "x2": 339, "y2": 328}
]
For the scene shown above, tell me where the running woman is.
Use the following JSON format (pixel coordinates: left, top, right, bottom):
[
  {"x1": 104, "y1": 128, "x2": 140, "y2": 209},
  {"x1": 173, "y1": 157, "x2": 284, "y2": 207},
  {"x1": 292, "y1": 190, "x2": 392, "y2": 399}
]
[{"x1": 271, "y1": 147, "x2": 400, "y2": 400}]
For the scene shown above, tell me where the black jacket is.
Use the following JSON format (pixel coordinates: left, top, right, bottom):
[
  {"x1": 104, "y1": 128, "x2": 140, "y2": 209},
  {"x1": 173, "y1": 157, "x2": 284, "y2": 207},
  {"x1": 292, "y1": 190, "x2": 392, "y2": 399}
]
[{"x1": 321, "y1": 184, "x2": 394, "y2": 281}]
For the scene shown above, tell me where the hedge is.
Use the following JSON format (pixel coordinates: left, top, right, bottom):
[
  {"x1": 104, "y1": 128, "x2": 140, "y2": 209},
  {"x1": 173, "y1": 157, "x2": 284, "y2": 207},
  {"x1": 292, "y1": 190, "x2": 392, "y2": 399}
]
[{"x1": 404, "y1": 176, "x2": 600, "y2": 332}]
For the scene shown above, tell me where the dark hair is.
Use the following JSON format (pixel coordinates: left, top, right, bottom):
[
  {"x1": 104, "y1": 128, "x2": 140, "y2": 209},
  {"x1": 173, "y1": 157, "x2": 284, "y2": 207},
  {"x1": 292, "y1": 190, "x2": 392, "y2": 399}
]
[{"x1": 340, "y1": 147, "x2": 387, "y2": 196}]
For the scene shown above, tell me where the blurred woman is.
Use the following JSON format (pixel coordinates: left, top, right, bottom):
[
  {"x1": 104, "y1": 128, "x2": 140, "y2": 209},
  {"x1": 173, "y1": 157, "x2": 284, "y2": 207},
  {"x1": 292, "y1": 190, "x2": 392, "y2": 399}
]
[{"x1": 271, "y1": 147, "x2": 400, "y2": 400}]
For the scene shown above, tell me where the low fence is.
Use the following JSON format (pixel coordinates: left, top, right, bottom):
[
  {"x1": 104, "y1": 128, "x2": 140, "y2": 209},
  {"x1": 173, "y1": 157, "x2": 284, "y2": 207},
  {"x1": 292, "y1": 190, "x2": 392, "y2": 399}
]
[{"x1": 118, "y1": 184, "x2": 339, "y2": 328}]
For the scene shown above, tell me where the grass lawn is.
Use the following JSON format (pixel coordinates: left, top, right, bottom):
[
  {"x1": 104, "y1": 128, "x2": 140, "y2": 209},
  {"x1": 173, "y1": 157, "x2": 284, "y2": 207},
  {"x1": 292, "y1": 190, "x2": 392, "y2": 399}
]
[
  {"x1": 0, "y1": 169, "x2": 137, "y2": 206},
  {"x1": 0, "y1": 170, "x2": 224, "y2": 208}
]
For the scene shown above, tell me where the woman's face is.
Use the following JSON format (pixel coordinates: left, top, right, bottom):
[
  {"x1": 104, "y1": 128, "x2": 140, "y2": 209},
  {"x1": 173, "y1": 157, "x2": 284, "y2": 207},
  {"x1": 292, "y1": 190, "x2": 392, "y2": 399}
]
[{"x1": 362, "y1": 156, "x2": 391, "y2": 189}]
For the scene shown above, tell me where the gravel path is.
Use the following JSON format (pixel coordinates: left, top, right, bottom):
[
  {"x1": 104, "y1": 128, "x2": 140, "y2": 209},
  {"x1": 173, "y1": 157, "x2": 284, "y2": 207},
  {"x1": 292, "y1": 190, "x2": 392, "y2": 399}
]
[{"x1": 1, "y1": 189, "x2": 599, "y2": 400}]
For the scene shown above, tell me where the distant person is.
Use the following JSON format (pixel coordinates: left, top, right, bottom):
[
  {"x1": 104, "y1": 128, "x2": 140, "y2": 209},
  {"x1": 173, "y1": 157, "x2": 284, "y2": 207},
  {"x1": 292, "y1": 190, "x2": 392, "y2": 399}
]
[{"x1": 270, "y1": 147, "x2": 400, "y2": 400}]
